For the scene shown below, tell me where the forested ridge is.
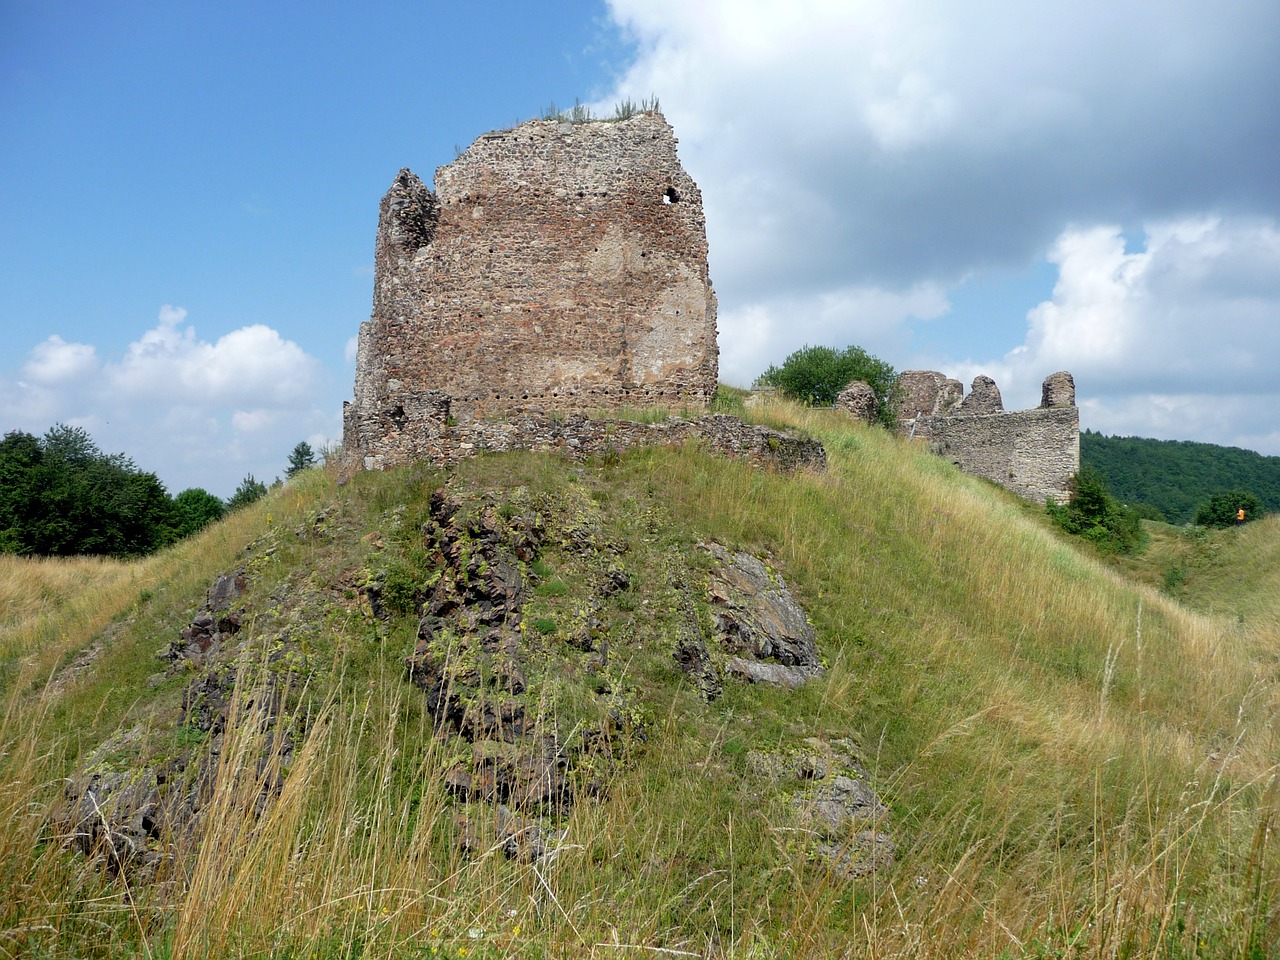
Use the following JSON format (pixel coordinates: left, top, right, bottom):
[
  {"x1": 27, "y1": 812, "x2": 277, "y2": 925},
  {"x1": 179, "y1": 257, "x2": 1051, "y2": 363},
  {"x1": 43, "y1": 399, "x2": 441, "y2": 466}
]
[{"x1": 1081, "y1": 429, "x2": 1280, "y2": 522}]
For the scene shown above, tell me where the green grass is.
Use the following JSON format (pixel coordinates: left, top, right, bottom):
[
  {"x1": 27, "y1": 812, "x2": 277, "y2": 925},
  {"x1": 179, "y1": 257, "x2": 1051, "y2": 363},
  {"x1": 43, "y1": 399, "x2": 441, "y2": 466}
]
[{"x1": 3, "y1": 407, "x2": 1280, "y2": 958}]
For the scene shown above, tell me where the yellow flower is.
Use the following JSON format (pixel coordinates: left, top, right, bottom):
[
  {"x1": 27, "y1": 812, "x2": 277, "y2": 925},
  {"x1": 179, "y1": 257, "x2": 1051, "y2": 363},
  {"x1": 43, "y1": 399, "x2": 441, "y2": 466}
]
[{"x1": 512, "y1": 925, "x2": 521, "y2": 936}]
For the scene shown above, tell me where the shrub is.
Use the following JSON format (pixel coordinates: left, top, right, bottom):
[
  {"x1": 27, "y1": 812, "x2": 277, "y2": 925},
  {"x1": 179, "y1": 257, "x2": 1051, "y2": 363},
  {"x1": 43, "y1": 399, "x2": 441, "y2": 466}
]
[
  {"x1": 1047, "y1": 465, "x2": 1146, "y2": 555},
  {"x1": 758, "y1": 344, "x2": 899, "y2": 426},
  {"x1": 1194, "y1": 490, "x2": 1263, "y2": 528}
]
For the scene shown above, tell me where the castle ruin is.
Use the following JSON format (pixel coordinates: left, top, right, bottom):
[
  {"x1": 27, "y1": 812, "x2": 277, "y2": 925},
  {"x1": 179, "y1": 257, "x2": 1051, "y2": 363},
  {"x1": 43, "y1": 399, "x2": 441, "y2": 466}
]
[
  {"x1": 343, "y1": 111, "x2": 719, "y2": 469},
  {"x1": 895, "y1": 370, "x2": 1079, "y2": 503}
]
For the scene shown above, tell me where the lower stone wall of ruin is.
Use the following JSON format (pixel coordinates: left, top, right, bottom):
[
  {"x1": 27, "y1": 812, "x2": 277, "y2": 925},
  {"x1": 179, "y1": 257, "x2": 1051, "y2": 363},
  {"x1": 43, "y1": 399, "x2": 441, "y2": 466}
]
[
  {"x1": 915, "y1": 406, "x2": 1079, "y2": 503},
  {"x1": 344, "y1": 409, "x2": 825, "y2": 474}
]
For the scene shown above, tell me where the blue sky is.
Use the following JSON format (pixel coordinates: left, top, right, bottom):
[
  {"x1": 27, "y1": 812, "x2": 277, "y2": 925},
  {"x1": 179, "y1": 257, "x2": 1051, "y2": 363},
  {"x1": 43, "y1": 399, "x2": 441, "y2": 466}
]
[{"x1": 4, "y1": 0, "x2": 1280, "y2": 497}]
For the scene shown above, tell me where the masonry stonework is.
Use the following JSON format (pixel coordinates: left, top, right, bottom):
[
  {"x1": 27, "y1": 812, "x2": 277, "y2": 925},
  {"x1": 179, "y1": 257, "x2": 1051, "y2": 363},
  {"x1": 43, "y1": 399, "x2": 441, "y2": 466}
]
[
  {"x1": 343, "y1": 112, "x2": 719, "y2": 470},
  {"x1": 895, "y1": 371, "x2": 1079, "y2": 503}
]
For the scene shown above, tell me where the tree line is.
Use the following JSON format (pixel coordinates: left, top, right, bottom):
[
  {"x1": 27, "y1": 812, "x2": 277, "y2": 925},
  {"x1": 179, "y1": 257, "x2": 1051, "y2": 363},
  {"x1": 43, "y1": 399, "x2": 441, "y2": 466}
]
[
  {"x1": 0, "y1": 425, "x2": 318, "y2": 557},
  {"x1": 1081, "y1": 430, "x2": 1279, "y2": 524}
]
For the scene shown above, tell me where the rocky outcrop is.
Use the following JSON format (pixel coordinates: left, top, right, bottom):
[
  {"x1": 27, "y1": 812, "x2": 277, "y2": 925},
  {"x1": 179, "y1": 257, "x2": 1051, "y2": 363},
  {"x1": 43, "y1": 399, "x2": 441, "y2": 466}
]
[
  {"x1": 404, "y1": 487, "x2": 649, "y2": 860},
  {"x1": 674, "y1": 543, "x2": 823, "y2": 697},
  {"x1": 834, "y1": 381, "x2": 878, "y2": 424},
  {"x1": 749, "y1": 737, "x2": 895, "y2": 878},
  {"x1": 706, "y1": 543, "x2": 822, "y2": 688},
  {"x1": 56, "y1": 564, "x2": 297, "y2": 880}
]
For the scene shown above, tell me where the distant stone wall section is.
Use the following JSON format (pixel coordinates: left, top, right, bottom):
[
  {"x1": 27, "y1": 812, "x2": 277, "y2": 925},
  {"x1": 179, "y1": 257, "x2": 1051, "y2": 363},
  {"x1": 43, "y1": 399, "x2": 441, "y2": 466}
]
[
  {"x1": 898, "y1": 371, "x2": 1079, "y2": 503},
  {"x1": 344, "y1": 111, "x2": 718, "y2": 469}
]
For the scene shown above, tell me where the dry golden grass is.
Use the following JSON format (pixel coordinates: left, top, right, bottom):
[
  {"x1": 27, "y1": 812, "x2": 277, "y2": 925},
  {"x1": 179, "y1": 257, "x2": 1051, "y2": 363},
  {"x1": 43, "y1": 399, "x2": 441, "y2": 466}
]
[{"x1": 0, "y1": 554, "x2": 135, "y2": 631}]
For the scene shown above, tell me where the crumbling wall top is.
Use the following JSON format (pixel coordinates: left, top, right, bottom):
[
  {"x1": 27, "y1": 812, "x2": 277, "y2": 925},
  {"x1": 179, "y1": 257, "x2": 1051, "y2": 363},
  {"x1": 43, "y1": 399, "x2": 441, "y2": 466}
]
[{"x1": 957, "y1": 375, "x2": 1003, "y2": 415}]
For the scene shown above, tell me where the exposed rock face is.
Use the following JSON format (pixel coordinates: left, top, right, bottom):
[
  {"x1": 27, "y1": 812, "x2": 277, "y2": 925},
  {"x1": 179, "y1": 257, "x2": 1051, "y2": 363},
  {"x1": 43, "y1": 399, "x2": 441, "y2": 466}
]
[
  {"x1": 957, "y1": 375, "x2": 1003, "y2": 415},
  {"x1": 57, "y1": 565, "x2": 296, "y2": 880},
  {"x1": 895, "y1": 370, "x2": 964, "y2": 421},
  {"x1": 344, "y1": 112, "x2": 718, "y2": 470},
  {"x1": 706, "y1": 543, "x2": 821, "y2": 684},
  {"x1": 675, "y1": 543, "x2": 823, "y2": 695},
  {"x1": 900, "y1": 371, "x2": 1080, "y2": 503},
  {"x1": 1041, "y1": 370, "x2": 1075, "y2": 407},
  {"x1": 749, "y1": 737, "x2": 895, "y2": 878},
  {"x1": 834, "y1": 381, "x2": 878, "y2": 424}
]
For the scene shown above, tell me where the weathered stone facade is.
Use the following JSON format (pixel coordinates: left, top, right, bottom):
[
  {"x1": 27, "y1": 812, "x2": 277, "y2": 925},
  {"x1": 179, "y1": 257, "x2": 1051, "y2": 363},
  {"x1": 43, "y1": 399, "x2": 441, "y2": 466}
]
[
  {"x1": 834, "y1": 381, "x2": 878, "y2": 424},
  {"x1": 347, "y1": 408, "x2": 825, "y2": 473},
  {"x1": 344, "y1": 111, "x2": 719, "y2": 469},
  {"x1": 897, "y1": 371, "x2": 1079, "y2": 503}
]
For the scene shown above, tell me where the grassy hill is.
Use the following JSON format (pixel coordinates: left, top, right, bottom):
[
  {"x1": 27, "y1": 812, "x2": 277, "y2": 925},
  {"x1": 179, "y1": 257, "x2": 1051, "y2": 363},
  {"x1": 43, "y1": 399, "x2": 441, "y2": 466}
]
[
  {"x1": 1082, "y1": 430, "x2": 1280, "y2": 523},
  {"x1": 4, "y1": 400, "x2": 1280, "y2": 959}
]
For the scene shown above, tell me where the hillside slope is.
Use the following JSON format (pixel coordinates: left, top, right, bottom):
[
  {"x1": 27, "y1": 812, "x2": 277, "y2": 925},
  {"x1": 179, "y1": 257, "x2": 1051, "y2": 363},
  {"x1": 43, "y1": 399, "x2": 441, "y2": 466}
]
[
  {"x1": 1083, "y1": 429, "x2": 1280, "y2": 522},
  {"x1": 4, "y1": 402, "x2": 1280, "y2": 959}
]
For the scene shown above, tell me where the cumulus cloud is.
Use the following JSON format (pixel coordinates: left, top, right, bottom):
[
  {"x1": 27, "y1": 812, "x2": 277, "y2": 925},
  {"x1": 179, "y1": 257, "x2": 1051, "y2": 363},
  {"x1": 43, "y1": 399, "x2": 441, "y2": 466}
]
[
  {"x1": 22, "y1": 335, "x2": 99, "y2": 385},
  {"x1": 0, "y1": 306, "x2": 336, "y2": 497},
  {"x1": 597, "y1": 0, "x2": 1280, "y2": 449},
  {"x1": 985, "y1": 217, "x2": 1280, "y2": 448},
  {"x1": 719, "y1": 282, "x2": 950, "y2": 386},
  {"x1": 107, "y1": 305, "x2": 319, "y2": 405}
]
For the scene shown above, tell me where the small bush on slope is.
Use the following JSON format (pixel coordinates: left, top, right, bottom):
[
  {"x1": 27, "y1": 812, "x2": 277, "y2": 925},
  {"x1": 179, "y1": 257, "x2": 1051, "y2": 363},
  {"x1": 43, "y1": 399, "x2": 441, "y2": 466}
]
[{"x1": 1047, "y1": 463, "x2": 1147, "y2": 554}]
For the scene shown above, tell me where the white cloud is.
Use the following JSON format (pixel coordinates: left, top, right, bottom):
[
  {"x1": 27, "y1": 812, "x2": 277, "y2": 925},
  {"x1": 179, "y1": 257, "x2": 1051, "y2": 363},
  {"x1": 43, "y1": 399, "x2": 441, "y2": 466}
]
[
  {"x1": 107, "y1": 305, "x2": 319, "y2": 405},
  {"x1": 978, "y1": 217, "x2": 1280, "y2": 450},
  {"x1": 718, "y1": 282, "x2": 950, "y2": 386},
  {"x1": 22, "y1": 335, "x2": 98, "y2": 385},
  {"x1": 231, "y1": 409, "x2": 278, "y2": 433},
  {"x1": 594, "y1": 0, "x2": 1280, "y2": 451},
  {"x1": 0, "y1": 306, "x2": 335, "y2": 497}
]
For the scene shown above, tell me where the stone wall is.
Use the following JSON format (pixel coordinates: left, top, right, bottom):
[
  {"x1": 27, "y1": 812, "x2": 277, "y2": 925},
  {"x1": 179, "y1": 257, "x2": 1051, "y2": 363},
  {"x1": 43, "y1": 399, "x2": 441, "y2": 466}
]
[
  {"x1": 344, "y1": 111, "x2": 718, "y2": 469},
  {"x1": 353, "y1": 409, "x2": 825, "y2": 473},
  {"x1": 900, "y1": 371, "x2": 1079, "y2": 503}
]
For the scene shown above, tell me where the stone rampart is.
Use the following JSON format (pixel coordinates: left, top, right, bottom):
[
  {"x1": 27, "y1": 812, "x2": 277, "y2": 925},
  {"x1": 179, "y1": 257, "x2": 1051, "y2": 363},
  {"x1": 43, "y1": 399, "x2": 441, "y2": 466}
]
[
  {"x1": 344, "y1": 111, "x2": 718, "y2": 469},
  {"x1": 353, "y1": 409, "x2": 825, "y2": 473},
  {"x1": 901, "y1": 371, "x2": 1079, "y2": 503}
]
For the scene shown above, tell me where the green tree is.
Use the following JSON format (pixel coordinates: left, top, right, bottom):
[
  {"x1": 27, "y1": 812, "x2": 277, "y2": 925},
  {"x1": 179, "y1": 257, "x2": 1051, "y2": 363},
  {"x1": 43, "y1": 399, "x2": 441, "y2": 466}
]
[
  {"x1": 1194, "y1": 490, "x2": 1263, "y2": 528},
  {"x1": 0, "y1": 431, "x2": 44, "y2": 553},
  {"x1": 0, "y1": 425, "x2": 175, "y2": 556},
  {"x1": 1047, "y1": 464, "x2": 1146, "y2": 555},
  {"x1": 226, "y1": 474, "x2": 268, "y2": 511},
  {"x1": 285, "y1": 441, "x2": 317, "y2": 478},
  {"x1": 172, "y1": 488, "x2": 226, "y2": 538},
  {"x1": 1083, "y1": 430, "x2": 1280, "y2": 523},
  {"x1": 758, "y1": 344, "x2": 899, "y2": 425}
]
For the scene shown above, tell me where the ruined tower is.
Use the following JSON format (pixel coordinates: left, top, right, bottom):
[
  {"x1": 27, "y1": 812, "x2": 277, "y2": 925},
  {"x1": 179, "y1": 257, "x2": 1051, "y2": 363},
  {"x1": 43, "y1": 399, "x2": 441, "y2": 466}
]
[{"x1": 343, "y1": 111, "x2": 719, "y2": 469}]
